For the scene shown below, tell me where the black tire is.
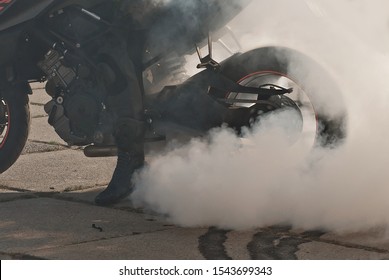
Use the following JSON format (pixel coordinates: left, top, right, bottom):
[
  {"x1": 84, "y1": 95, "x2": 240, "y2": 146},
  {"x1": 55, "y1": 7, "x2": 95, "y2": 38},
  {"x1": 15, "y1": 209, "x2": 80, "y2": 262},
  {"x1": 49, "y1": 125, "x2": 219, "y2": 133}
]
[
  {"x1": 0, "y1": 84, "x2": 30, "y2": 173},
  {"x1": 210, "y1": 46, "x2": 347, "y2": 147}
]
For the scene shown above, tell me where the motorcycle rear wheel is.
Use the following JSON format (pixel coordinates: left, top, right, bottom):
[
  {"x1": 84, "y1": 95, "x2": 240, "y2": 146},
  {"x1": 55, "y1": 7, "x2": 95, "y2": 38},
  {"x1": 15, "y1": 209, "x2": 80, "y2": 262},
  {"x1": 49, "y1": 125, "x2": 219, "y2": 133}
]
[
  {"x1": 0, "y1": 85, "x2": 30, "y2": 173},
  {"x1": 211, "y1": 46, "x2": 347, "y2": 147}
]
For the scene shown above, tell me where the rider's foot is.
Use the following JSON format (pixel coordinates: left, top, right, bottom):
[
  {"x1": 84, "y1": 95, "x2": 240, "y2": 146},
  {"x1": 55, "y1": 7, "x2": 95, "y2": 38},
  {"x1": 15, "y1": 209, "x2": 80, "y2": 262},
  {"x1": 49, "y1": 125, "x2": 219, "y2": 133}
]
[{"x1": 95, "y1": 150, "x2": 144, "y2": 206}]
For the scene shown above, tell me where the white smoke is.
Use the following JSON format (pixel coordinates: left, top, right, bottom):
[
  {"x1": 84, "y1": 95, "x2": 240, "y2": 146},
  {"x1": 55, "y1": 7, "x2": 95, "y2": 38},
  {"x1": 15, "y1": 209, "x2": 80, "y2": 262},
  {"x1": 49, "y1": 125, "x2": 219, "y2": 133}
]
[{"x1": 132, "y1": 0, "x2": 389, "y2": 234}]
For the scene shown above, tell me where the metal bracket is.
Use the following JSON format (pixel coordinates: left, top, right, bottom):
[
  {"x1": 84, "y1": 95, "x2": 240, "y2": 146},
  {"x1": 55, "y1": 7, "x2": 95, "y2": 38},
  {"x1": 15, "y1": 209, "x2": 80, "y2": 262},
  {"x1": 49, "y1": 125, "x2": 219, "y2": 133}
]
[
  {"x1": 206, "y1": 70, "x2": 293, "y2": 100},
  {"x1": 196, "y1": 33, "x2": 220, "y2": 70}
]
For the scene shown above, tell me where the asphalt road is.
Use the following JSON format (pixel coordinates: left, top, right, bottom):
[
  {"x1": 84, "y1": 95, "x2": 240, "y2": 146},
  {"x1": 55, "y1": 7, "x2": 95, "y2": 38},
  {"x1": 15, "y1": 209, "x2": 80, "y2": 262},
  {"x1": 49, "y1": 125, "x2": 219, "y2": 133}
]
[{"x1": 1, "y1": 84, "x2": 389, "y2": 260}]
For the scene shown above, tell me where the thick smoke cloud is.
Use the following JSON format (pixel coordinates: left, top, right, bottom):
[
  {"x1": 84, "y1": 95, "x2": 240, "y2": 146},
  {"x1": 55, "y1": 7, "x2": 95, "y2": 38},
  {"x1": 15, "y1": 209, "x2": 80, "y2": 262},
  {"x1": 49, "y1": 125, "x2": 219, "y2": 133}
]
[
  {"x1": 145, "y1": 0, "x2": 249, "y2": 56},
  {"x1": 132, "y1": 0, "x2": 389, "y2": 234}
]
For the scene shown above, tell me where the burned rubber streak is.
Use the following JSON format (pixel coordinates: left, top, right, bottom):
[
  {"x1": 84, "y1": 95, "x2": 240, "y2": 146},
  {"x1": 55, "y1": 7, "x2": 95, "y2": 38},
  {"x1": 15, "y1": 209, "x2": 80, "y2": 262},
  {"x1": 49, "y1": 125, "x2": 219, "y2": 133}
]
[
  {"x1": 247, "y1": 226, "x2": 325, "y2": 260},
  {"x1": 198, "y1": 226, "x2": 326, "y2": 260},
  {"x1": 198, "y1": 227, "x2": 232, "y2": 260}
]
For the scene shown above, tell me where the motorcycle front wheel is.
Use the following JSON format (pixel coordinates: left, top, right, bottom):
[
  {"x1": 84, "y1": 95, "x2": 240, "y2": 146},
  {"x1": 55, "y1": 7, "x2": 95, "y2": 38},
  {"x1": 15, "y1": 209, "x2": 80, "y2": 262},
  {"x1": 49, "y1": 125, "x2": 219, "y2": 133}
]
[
  {"x1": 0, "y1": 84, "x2": 30, "y2": 173},
  {"x1": 210, "y1": 46, "x2": 347, "y2": 148}
]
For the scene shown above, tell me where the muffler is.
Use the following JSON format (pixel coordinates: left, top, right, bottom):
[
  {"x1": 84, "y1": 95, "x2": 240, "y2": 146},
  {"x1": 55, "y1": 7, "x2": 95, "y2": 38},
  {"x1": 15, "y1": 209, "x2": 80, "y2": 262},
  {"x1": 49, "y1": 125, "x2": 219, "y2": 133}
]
[{"x1": 84, "y1": 145, "x2": 118, "y2": 157}]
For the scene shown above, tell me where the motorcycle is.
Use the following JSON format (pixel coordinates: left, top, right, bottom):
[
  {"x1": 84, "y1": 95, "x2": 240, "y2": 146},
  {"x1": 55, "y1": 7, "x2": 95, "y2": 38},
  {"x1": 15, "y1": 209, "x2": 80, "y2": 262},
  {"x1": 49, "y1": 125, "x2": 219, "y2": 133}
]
[{"x1": 0, "y1": 0, "x2": 346, "y2": 174}]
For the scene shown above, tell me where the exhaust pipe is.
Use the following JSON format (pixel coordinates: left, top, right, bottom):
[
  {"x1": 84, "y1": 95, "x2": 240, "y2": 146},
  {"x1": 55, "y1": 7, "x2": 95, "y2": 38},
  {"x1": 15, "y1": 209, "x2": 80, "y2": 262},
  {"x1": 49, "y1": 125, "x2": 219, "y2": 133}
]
[
  {"x1": 84, "y1": 133, "x2": 166, "y2": 157},
  {"x1": 84, "y1": 145, "x2": 117, "y2": 157}
]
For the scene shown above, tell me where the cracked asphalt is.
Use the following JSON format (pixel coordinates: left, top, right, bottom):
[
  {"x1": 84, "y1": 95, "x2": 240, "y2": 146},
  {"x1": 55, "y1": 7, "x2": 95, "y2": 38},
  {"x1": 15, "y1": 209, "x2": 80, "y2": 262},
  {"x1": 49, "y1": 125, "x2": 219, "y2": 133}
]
[{"x1": 1, "y1": 84, "x2": 389, "y2": 260}]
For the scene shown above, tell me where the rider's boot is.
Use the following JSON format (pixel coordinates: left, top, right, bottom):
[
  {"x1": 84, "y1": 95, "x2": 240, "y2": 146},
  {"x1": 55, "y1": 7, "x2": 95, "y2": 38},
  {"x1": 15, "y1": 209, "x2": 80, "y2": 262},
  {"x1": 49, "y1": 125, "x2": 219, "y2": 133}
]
[
  {"x1": 95, "y1": 118, "x2": 145, "y2": 206},
  {"x1": 94, "y1": 150, "x2": 144, "y2": 206}
]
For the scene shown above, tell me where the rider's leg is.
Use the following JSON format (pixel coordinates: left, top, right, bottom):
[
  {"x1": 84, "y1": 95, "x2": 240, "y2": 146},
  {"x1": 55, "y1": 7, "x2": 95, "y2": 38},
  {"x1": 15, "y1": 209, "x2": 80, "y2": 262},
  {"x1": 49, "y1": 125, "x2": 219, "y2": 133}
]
[{"x1": 94, "y1": 42, "x2": 145, "y2": 206}]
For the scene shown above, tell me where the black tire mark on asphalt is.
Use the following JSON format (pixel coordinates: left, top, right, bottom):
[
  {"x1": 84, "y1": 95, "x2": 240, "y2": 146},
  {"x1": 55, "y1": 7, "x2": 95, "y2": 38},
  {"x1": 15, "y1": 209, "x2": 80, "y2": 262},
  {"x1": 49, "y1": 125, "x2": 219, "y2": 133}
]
[
  {"x1": 198, "y1": 227, "x2": 232, "y2": 260},
  {"x1": 6, "y1": 253, "x2": 47, "y2": 260},
  {"x1": 247, "y1": 226, "x2": 326, "y2": 260}
]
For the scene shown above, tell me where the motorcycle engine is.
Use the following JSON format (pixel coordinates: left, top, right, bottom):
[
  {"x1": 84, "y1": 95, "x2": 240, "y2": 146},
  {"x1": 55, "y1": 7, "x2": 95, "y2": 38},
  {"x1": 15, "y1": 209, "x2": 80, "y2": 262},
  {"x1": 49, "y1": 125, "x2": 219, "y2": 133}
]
[{"x1": 39, "y1": 48, "x2": 110, "y2": 145}]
